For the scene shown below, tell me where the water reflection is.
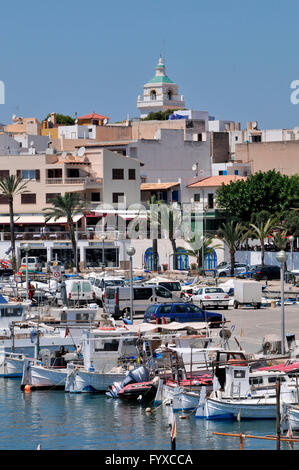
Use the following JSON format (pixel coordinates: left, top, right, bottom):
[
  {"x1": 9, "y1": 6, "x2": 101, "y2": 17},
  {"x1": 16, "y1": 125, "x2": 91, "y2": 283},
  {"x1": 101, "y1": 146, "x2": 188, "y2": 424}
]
[{"x1": 0, "y1": 379, "x2": 297, "y2": 450}]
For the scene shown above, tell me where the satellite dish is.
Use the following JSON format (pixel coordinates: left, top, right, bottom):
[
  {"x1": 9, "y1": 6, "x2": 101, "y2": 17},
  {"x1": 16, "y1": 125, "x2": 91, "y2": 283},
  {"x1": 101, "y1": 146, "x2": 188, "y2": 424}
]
[
  {"x1": 30, "y1": 141, "x2": 34, "y2": 147},
  {"x1": 12, "y1": 114, "x2": 16, "y2": 121},
  {"x1": 47, "y1": 117, "x2": 51, "y2": 122},
  {"x1": 78, "y1": 147, "x2": 86, "y2": 157},
  {"x1": 103, "y1": 118, "x2": 108, "y2": 125},
  {"x1": 192, "y1": 163, "x2": 198, "y2": 172},
  {"x1": 293, "y1": 127, "x2": 299, "y2": 134},
  {"x1": 75, "y1": 119, "x2": 78, "y2": 124}
]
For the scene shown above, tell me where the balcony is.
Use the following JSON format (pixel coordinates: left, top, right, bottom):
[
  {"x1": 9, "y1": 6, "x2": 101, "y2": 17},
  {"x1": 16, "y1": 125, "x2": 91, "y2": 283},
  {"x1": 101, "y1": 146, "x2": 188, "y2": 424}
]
[{"x1": 46, "y1": 177, "x2": 102, "y2": 188}]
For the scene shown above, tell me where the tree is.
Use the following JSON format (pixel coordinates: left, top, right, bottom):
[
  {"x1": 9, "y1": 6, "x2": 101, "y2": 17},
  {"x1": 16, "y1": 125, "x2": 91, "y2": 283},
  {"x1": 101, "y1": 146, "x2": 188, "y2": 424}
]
[
  {"x1": 43, "y1": 193, "x2": 87, "y2": 272},
  {"x1": 245, "y1": 216, "x2": 280, "y2": 266},
  {"x1": 44, "y1": 113, "x2": 75, "y2": 125},
  {"x1": 217, "y1": 221, "x2": 246, "y2": 276},
  {"x1": 186, "y1": 235, "x2": 222, "y2": 270},
  {"x1": 216, "y1": 170, "x2": 299, "y2": 223},
  {"x1": 141, "y1": 109, "x2": 176, "y2": 121},
  {"x1": 0, "y1": 175, "x2": 29, "y2": 271}
]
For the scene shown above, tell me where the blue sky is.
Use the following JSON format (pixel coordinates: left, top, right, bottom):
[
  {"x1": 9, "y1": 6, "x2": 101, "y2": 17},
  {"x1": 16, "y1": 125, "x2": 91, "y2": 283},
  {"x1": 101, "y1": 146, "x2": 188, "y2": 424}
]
[{"x1": 0, "y1": 0, "x2": 299, "y2": 129}]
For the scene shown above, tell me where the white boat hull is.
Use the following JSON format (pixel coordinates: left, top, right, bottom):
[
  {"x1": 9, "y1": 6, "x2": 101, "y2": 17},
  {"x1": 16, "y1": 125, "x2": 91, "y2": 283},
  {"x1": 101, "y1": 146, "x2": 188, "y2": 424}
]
[
  {"x1": 172, "y1": 389, "x2": 200, "y2": 412},
  {"x1": 153, "y1": 380, "x2": 177, "y2": 407},
  {"x1": 0, "y1": 353, "x2": 24, "y2": 377},
  {"x1": 21, "y1": 360, "x2": 67, "y2": 389},
  {"x1": 65, "y1": 368, "x2": 127, "y2": 393},
  {"x1": 204, "y1": 396, "x2": 277, "y2": 420},
  {"x1": 287, "y1": 406, "x2": 299, "y2": 430}
]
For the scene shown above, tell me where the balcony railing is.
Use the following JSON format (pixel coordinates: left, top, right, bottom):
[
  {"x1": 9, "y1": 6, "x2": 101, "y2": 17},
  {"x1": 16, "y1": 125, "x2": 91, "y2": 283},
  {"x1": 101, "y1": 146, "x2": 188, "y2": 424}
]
[{"x1": 46, "y1": 177, "x2": 102, "y2": 186}]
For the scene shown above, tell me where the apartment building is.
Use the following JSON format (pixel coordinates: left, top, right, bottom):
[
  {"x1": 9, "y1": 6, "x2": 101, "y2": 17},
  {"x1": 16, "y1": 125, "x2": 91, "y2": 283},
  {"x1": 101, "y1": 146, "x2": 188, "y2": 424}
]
[{"x1": 0, "y1": 147, "x2": 141, "y2": 269}]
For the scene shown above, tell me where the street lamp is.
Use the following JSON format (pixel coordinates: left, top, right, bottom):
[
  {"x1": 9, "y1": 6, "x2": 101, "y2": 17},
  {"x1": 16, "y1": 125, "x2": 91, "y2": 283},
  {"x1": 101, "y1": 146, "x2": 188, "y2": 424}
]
[
  {"x1": 276, "y1": 250, "x2": 288, "y2": 355},
  {"x1": 101, "y1": 234, "x2": 106, "y2": 268},
  {"x1": 23, "y1": 244, "x2": 30, "y2": 301},
  {"x1": 289, "y1": 235, "x2": 295, "y2": 272},
  {"x1": 126, "y1": 246, "x2": 136, "y2": 323}
]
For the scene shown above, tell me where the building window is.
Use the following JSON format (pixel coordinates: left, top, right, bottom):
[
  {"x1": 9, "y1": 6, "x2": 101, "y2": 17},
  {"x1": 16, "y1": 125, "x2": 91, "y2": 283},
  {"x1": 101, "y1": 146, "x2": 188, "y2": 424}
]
[
  {"x1": 91, "y1": 192, "x2": 101, "y2": 202},
  {"x1": 235, "y1": 136, "x2": 238, "y2": 141},
  {"x1": 46, "y1": 193, "x2": 60, "y2": 203},
  {"x1": 47, "y1": 169, "x2": 62, "y2": 179},
  {"x1": 20, "y1": 170, "x2": 38, "y2": 180},
  {"x1": 208, "y1": 193, "x2": 214, "y2": 209},
  {"x1": 194, "y1": 194, "x2": 200, "y2": 202},
  {"x1": 130, "y1": 147, "x2": 138, "y2": 158},
  {"x1": 252, "y1": 135, "x2": 262, "y2": 143},
  {"x1": 218, "y1": 170, "x2": 223, "y2": 175},
  {"x1": 0, "y1": 195, "x2": 9, "y2": 204},
  {"x1": 234, "y1": 170, "x2": 239, "y2": 175},
  {"x1": 128, "y1": 169, "x2": 136, "y2": 180},
  {"x1": 167, "y1": 89, "x2": 173, "y2": 100},
  {"x1": 0, "y1": 170, "x2": 9, "y2": 179},
  {"x1": 21, "y1": 193, "x2": 36, "y2": 204},
  {"x1": 112, "y1": 168, "x2": 124, "y2": 180},
  {"x1": 150, "y1": 90, "x2": 156, "y2": 101},
  {"x1": 113, "y1": 192, "x2": 124, "y2": 204}
]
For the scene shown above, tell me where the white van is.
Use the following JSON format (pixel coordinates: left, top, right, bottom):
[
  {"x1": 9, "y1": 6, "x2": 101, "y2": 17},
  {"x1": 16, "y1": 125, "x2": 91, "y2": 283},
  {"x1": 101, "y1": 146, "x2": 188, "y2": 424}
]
[
  {"x1": 88, "y1": 275, "x2": 125, "y2": 306},
  {"x1": 20, "y1": 256, "x2": 43, "y2": 272},
  {"x1": 104, "y1": 284, "x2": 183, "y2": 318},
  {"x1": 145, "y1": 277, "x2": 182, "y2": 297},
  {"x1": 54, "y1": 278, "x2": 95, "y2": 306}
]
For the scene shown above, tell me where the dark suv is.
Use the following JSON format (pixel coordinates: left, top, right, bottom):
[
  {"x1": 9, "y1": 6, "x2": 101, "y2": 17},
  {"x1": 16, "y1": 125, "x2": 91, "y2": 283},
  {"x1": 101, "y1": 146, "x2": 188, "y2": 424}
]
[
  {"x1": 251, "y1": 265, "x2": 281, "y2": 281},
  {"x1": 144, "y1": 302, "x2": 225, "y2": 327}
]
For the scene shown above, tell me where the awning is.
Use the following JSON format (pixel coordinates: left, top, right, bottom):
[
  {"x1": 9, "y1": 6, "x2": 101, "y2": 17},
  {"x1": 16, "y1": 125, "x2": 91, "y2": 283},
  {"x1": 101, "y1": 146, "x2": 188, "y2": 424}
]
[
  {"x1": 140, "y1": 182, "x2": 180, "y2": 191},
  {"x1": 0, "y1": 214, "x2": 84, "y2": 225}
]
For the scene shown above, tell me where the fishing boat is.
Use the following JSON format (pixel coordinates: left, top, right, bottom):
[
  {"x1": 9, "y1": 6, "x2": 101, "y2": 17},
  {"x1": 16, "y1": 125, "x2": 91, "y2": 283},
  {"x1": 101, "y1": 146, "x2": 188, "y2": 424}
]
[
  {"x1": 0, "y1": 350, "x2": 26, "y2": 377},
  {"x1": 201, "y1": 361, "x2": 299, "y2": 420},
  {"x1": 285, "y1": 405, "x2": 299, "y2": 430},
  {"x1": 20, "y1": 347, "x2": 81, "y2": 390},
  {"x1": 153, "y1": 347, "x2": 246, "y2": 408},
  {"x1": 64, "y1": 327, "x2": 138, "y2": 393}
]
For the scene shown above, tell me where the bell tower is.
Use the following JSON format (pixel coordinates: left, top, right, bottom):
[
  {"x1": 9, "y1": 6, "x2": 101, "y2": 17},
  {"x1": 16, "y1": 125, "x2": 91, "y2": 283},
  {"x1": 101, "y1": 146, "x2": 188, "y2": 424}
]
[{"x1": 137, "y1": 56, "x2": 185, "y2": 118}]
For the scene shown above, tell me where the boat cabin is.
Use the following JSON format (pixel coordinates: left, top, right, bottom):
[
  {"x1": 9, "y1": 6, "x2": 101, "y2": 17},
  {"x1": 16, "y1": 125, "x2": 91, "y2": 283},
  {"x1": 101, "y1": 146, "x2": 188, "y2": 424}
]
[{"x1": 82, "y1": 328, "x2": 138, "y2": 372}]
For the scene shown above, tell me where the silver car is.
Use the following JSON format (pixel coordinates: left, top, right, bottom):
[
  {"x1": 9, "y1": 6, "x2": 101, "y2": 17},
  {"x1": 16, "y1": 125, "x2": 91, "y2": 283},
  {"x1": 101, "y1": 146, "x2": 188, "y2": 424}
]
[{"x1": 216, "y1": 263, "x2": 247, "y2": 277}]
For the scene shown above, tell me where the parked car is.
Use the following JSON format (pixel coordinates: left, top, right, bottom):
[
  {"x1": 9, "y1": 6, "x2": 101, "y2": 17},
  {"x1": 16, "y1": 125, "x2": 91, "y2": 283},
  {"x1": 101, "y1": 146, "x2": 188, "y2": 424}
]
[
  {"x1": 144, "y1": 302, "x2": 225, "y2": 327},
  {"x1": 20, "y1": 256, "x2": 43, "y2": 273},
  {"x1": 250, "y1": 265, "x2": 281, "y2": 281},
  {"x1": 104, "y1": 284, "x2": 182, "y2": 319},
  {"x1": 216, "y1": 263, "x2": 247, "y2": 277},
  {"x1": 191, "y1": 287, "x2": 229, "y2": 309},
  {"x1": 88, "y1": 275, "x2": 125, "y2": 306}
]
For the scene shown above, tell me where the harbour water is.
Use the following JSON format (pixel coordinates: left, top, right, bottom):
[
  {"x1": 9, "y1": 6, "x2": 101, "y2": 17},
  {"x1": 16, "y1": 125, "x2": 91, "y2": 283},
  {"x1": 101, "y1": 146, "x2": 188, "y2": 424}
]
[{"x1": 0, "y1": 378, "x2": 297, "y2": 451}]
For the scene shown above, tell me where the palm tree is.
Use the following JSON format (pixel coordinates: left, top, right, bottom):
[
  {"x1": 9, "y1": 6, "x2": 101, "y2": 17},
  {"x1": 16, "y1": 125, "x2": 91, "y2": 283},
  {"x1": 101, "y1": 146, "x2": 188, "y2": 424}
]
[
  {"x1": 0, "y1": 175, "x2": 29, "y2": 271},
  {"x1": 217, "y1": 220, "x2": 246, "y2": 276},
  {"x1": 186, "y1": 235, "x2": 222, "y2": 271},
  {"x1": 246, "y1": 216, "x2": 280, "y2": 266},
  {"x1": 43, "y1": 193, "x2": 87, "y2": 272}
]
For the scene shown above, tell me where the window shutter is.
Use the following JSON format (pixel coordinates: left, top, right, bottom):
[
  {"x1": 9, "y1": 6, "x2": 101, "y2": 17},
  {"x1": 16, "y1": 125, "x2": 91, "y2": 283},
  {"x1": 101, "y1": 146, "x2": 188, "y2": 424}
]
[
  {"x1": 16, "y1": 170, "x2": 21, "y2": 178},
  {"x1": 35, "y1": 170, "x2": 40, "y2": 181}
]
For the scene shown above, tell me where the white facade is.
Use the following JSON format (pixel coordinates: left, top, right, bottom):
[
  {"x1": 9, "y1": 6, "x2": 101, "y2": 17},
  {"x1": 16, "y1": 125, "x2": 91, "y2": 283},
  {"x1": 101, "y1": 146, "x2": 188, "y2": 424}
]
[
  {"x1": 58, "y1": 124, "x2": 97, "y2": 140},
  {"x1": 212, "y1": 162, "x2": 251, "y2": 177}
]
